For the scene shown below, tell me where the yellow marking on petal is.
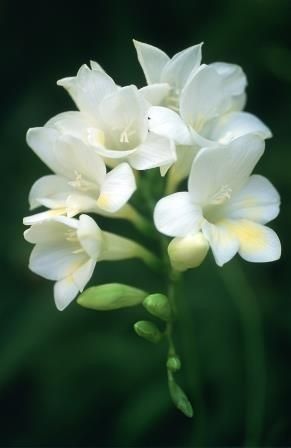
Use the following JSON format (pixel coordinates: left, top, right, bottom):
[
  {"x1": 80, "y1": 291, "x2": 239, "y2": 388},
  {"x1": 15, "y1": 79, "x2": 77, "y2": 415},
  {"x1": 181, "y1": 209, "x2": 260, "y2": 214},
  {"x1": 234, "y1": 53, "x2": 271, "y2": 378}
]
[
  {"x1": 97, "y1": 194, "x2": 109, "y2": 209},
  {"x1": 226, "y1": 220, "x2": 267, "y2": 253}
]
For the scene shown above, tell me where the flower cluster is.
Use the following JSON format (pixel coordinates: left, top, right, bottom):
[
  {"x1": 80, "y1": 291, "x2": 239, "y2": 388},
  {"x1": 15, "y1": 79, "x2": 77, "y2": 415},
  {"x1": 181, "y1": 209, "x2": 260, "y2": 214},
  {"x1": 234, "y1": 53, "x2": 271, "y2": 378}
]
[{"x1": 24, "y1": 40, "x2": 281, "y2": 310}]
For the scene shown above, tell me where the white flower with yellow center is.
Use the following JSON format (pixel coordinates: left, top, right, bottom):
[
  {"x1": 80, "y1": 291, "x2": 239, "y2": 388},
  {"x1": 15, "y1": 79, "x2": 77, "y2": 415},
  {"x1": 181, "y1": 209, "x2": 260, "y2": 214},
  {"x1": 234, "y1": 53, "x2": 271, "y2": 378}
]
[
  {"x1": 24, "y1": 214, "x2": 155, "y2": 310},
  {"x1": 50, "y1": 65, "x2": 176, "y2": 171},
  {"x1": 25, "y1": 130, "x2": 136, "y2": 224},
  {"x1": 154, "y1": 135, "x2": 281, "y2": 267}
]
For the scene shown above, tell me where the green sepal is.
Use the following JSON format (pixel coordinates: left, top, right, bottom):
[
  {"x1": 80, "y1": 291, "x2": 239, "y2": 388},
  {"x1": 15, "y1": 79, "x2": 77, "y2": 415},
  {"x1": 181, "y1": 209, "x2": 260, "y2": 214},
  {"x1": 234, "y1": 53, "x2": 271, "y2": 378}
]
[
  {"x1": 168, "y1": 371, "x2": 193, "y2": 418},
  {"x1": 143, "y1": 293, "x2": 171, "y2": 322},
  {"x1": 77, "y1": 283, "x2": 148, "y2": 311},
  {"x1": 134, "y1": 320, "x2": 162, "y2": 344},
  {"x1": 167, "y1": 355, "x2": 181, "y2": 372}
]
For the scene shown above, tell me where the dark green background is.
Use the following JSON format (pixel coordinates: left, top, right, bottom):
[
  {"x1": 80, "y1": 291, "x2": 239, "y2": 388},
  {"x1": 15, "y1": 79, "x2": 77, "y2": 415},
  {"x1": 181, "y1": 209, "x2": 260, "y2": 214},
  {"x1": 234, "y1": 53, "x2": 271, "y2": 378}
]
[{"x1": 1, "y1": 0, "x2": 291, "y2": 446}]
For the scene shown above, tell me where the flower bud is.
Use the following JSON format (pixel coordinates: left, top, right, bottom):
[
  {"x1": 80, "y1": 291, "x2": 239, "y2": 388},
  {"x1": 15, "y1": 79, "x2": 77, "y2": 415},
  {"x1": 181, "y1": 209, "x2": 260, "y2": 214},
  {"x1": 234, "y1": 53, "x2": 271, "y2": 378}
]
[
  {"x1": 143, "y1": 293, "x2": 171, "y2": 321},
  {"x1": 134, "y1": 320, "x2": 162, "y2": 344},
  {"x1": 77, "y1": 283, "x2": 147, "y2": 311},
  {"x1": 168, "y1": 371, "x2": 193, "y2": 418},
  {"x1": 167, "y1": 355, "x2": 181, "y2": 372},
  {"x1": 168, "y1": 232, "x2": 209, "y2": 272}
]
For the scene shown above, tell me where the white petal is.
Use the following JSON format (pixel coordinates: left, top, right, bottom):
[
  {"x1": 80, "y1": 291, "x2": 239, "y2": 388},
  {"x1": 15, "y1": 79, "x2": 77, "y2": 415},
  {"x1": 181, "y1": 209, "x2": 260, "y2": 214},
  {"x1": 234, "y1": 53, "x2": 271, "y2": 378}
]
[
  {"x1": 161, "y1": 43, "x2": 203, "y2": 89},
  {"x1": 168, "y1": 145, "x2": 198, "y2": 185},
  {"x1": 26, "y1": 127, "x2": 61, "y2": 174},
  {"x1": 154, "y1": 192, "x2": 202, "y2": 237},
  {"x1": 180, "y1": 64, "x2": 231, "y2": 128},
  {"x1": 211, "y1": 62, "x2": 247, "y2": 96},
  {"x1": 23, "y1": 209, "x2": 66, "y2": 226},
  {"x1": 208, "y1": 111, "x2": 272, "y2": 144},
  {"x1": 29, "y1": 243, "x2": 87, "y2": 281},
  {"x1": 97, "y1": 163, "x2": 136, "y2": 212},
  {"x1": 77, "y1": 214, "x2": 103, "y2": 259},
  {"x1": 201, "y1": 220, "x2": 239, "y2": 266},
  {"x1": 133, "y1": 40, "x2": 169, "y2": 84},
  {"x1": 90, "y1": 60, "x2": 106, "y2": 73},
  {"x1": 224, "y1": 175, "x2": 280, "y2": 224},
  {"x1": 24, "y1": 217, "x2": 78, "y2": 244},
  {"x1": 148, "y1": 106, "x2": 192, "y2": 145},
  {"x1": 224, "y1": 220, "x2": 281, "y2": 262},
  {"x1": 29, "y1": 175, "x2": 72, "y2": 209},
  {"x1": 71, "y1": 258, "x2": 96, "y2": 292},
  {"x1": 139, "y1": 83, "x2": 170, "y2": 105},
  {"x1": 46, "y1": 111, "x2": 96, "y2": 142},
  {"x1": 57, "y1": 65, "x2": 117, "y2": 117},
  {"x1": 54, "y1": 277, "x2": 79, "y2": 311},
  {"x1": 188, "y1": 134, "x2": 265, "y2": 204},
  {"x1": 55, "y1": 135, "x2": 107, "y2": 184},
  {"x1": 129, "y1": 132, "x2": 176, "y2": 170},
  {"x1": 100, "y1": 85, "x2": 148, "y2": 145}
]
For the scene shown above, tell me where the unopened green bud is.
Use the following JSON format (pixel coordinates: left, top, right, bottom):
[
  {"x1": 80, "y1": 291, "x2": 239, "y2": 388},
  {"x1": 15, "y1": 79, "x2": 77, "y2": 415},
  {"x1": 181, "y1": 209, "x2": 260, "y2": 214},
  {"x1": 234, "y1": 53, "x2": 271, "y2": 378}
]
[
  {"x1": 167, "y1": 355, "x2": 181, "y2": 372},
  {"x1": 134, "y1": 320, "x2": 162, "y2": 344},
  {"x1": 168, "y1": 371, "x2": 193, "y2": 418},
  {"x1": 143, "y1": 293, "x2": 171, "y2": 321},
  {"x1": 168, "y1": 232, "x2": 209, "y2": 272},
  {"x1": 77, "y1": 283, "x2": 147, "y2": 311}
]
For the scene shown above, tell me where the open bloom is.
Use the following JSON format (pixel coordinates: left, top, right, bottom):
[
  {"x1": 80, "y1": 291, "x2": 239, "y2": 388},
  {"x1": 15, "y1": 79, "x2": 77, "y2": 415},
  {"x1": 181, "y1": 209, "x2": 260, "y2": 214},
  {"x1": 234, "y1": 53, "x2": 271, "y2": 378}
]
[
  {"x1": 25, "y1": 130, "x2": 136, "y2": 223},
  {"x1": 24, "y1": 214, "x2": 153, "y2": 310},
  {"x1": 154, "y1": 135, "x2": 281, "y2": 267},
  {"x1": 133, "y1": 40, "x2": 203, "y2": 109},
  {"x1": 50, "y1": 65, "x2": 176, "y2": 171},
  {"x1": 147, "y1": 63, "x2": 271, "y2": 185}
]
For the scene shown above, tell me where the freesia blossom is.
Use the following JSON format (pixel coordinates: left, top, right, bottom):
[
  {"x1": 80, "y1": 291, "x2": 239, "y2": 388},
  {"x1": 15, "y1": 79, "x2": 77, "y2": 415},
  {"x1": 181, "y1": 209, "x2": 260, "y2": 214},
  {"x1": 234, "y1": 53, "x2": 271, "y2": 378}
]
[
  {"x1": 24, "y1": 214, "x2": 156, "y2": 310},
  {"x1": 51, "y1": 65, "x2": 176, "y2": 171},
  {"x1": 25, "y1": 130, "x2": 136, "y2": 223},
  {"x1": 154, "y1": 135, "x2": 281, "y2": 267},
  {"x1": 133, "y1": 39, "x2": 203, "y2": 109}
]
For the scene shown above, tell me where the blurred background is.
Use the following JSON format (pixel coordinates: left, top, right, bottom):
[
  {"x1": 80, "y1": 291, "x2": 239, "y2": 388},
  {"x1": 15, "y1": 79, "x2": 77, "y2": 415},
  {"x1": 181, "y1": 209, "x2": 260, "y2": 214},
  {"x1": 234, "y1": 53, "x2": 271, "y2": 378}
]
[{"x1": 1, "y1": 0, "x2": 291, "y2": 445}]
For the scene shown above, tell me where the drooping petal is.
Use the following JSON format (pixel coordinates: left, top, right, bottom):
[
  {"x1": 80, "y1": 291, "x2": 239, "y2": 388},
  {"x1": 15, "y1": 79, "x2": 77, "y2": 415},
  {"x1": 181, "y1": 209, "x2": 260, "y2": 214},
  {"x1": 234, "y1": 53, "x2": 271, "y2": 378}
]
[
  {"x1": 224, "y1": 175, "x2": 280, "y2": 225},
  {"x1": 188, "y1": 134, "x2": 265, "y2": 205},
  {"x1": 139, "y1": 83, "x2": 170, "y2": 105},
  {"x1": 148, "y1": 106, "x2": 192, "y2": 145},
  {"x1": 54, "y1": 276, "x2": 80, "y2": 311},
  {"x1": 23, "y1": 209, "x2": 67, "y2": 226},
  {"x1": 154, "y1": 192, "x2": 202, "y2": 237},
  {"x1": 161, "y1": 43, "x2": 203, "y2": 90},
  {"x1": 133, "y1": 40, "x2": 170, "y2": 84},
  {"x1": 77, "y1": 214, "x2": 103, "y2": 260},
  {"x1": 129, "y1": 132, "x2": 176, "y2": 170},
  {"x1": 97, "y1": 163, "x2": 136, "y2": 212},
  {"x1": 201, "y1": 220, "x2": 239, "y2": 266},
  {"x1": 224, "y1": 219, "x2": 281, "y2": 262},
  {"x1": 180, "y1": 64, "x2": 231, "y2": 129},
  {"x1": 57, "y1": 65, "x2": 117, "y2": 118},
  {"x1": 207, "y1": 111, "x2": 272, "y2": 144},
  {"x1": 29, "y1": 175, "x2": 73, "y2": 209},
  {"x1": 29, "y1": 242, "x2": 88, "y2": 281}
]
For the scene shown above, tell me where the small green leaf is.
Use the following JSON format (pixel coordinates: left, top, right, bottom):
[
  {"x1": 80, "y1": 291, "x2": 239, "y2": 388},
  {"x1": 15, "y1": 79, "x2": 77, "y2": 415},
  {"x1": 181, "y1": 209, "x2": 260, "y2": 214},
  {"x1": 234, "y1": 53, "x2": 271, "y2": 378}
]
[
  {"x1": 134, "y1": 320, "x2": 162, "y2": 344},
  {"x1": 168, "y1": 371, "x2": 193, "y2": 418},
  {"x1": 143, "y1": 293, "x2": 171, "y2": 321},
  {"x1": 77, "y1": 283, "x2": 148, "y2": 311}
]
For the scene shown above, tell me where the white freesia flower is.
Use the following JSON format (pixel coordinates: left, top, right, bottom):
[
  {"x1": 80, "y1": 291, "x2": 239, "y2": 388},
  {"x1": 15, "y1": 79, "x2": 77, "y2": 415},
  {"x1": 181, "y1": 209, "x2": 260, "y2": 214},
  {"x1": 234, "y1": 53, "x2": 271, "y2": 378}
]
[
  {"x1": 148, "y1": 63, "x2": 271, "y2": 186},
  {"x1": 154, "y1": 135, "x2": 281, "y2": 267},
  {"x1": 25, "y1": 130, "x2": 136, "y2": 223},
  {"x1": 24, "y1": 214, "x2": 155, "y2": 310},
  {"x1": 53, "y1": 65, "x2": 176, "y2": 171},
  {"x1": 134, "y1": 39, "x2": 203, "y2": 109}
]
